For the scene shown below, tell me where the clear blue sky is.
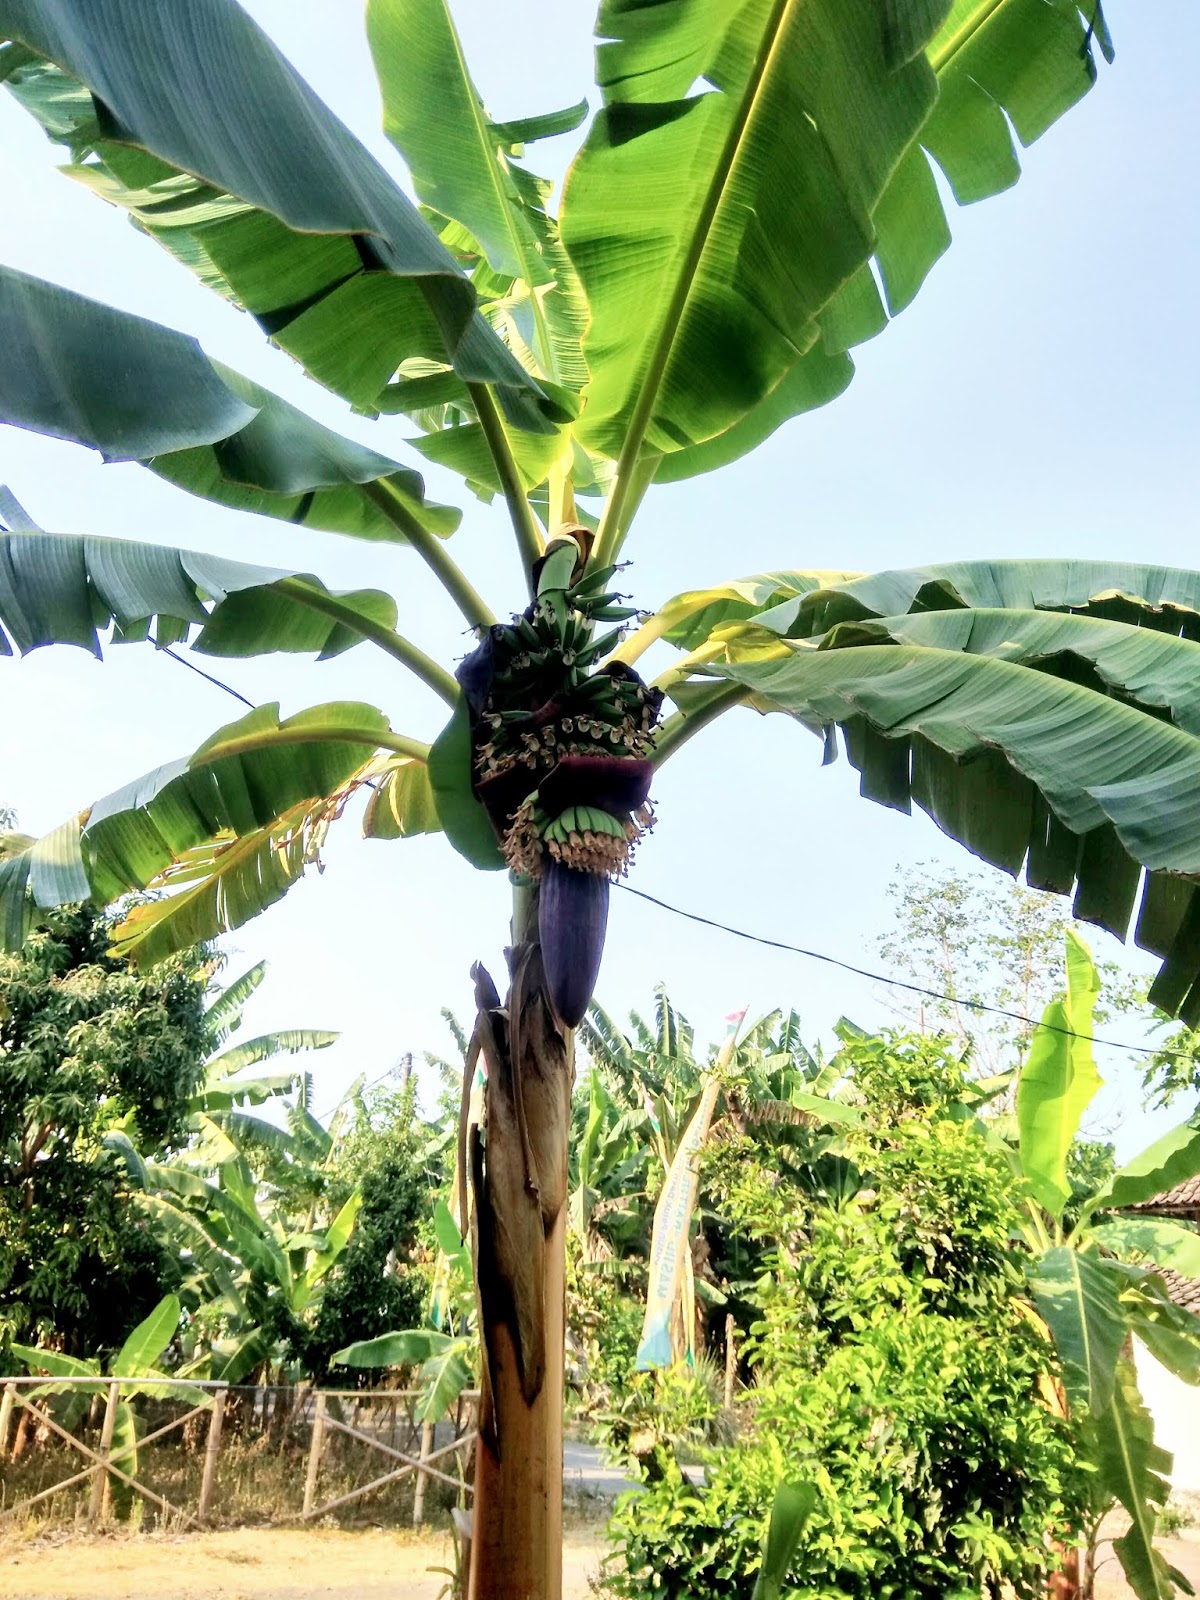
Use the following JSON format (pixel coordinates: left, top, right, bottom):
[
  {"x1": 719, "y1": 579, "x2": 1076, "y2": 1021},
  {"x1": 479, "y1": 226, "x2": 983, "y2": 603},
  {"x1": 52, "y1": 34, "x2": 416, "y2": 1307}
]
[{"x1": 2, "y1": 1, "x2": 1198, "y2": 1152}]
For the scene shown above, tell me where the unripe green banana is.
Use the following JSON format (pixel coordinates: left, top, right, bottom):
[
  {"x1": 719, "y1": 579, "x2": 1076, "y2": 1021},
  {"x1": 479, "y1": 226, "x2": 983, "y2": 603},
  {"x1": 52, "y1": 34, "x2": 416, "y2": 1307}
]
[
  {"x1": 574, "y1": 627, "x2": 625, "y2": 668},
  {"x1": 588, "y1": 604, "x2": 640, "y2": 622},
  {"x1": 566, "y1": 563, "x2": 621, "y2": 601}
]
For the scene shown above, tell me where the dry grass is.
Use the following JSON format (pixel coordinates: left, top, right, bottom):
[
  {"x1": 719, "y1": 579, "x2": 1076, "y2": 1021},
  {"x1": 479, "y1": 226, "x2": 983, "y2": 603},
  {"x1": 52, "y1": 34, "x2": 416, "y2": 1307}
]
[{"x1": 0, "y1": 1425, "x2": 468, "y2": 1533}]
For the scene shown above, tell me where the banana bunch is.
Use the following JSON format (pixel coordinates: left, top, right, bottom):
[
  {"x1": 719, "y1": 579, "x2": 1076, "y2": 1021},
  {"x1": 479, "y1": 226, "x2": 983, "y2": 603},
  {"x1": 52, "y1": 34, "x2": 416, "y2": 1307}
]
[
  {"x1": 488, "y1": 557, "x2": 641, "y2": 699},
  {"x1": 541, "y1": 805, "x2": 628, "y2": 847},
  {"x1": 463, "y1": 531, "x2": 663, "y2": 861},
  {"x1": 540, "y1": 804, "x2": 631, "y2": 876}
]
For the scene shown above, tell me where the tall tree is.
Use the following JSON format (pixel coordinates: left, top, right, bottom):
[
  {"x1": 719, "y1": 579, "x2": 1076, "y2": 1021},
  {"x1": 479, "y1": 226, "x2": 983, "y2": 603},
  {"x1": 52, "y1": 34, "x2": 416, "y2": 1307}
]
[
  {"x1": 878, "y1": 861, "x2": 1149, "y2": 1070},
  {"x1": 4, "y1": 4, "x2": 1200, "y2": 1594}
]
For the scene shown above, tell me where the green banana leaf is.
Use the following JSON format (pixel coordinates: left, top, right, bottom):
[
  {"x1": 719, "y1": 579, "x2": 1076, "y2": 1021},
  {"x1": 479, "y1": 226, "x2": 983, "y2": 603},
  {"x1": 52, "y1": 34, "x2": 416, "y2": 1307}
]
[
  {"x1": 362, "y1": 756, "x2": 440, "y2": 841},
  {"x1": 0, "y1": 701, "x2": 428, "y2": 961},
  {"x1": 212, "y1": 1329, "x2": 272, "y2": 1388},
  {"x1": 9, "y1": 1343, "x2": 98, "y2": 1382},
  {"x1": 1093, "y1": 1356, "x2": 1190, "y2": 1600},
  {"x1": 1089, "y1": 1119, "x2": 1200, "y2": 1213},
  {"x1": 560, "y1": 0, "x2": 939, "y2": 457},
  {"x1": 701, "y1": 633, "x2": 1200, "y2": 1019},
  {"x1": 205, "y1": 961, "x2": 268, "y2": 1036},
  {"x1": 646, "y1": 558, "x2": 1200, "y2": 655},
  {"x1": 428, "y1": 698, "x2": 505, "y2": 871},
  {"x1": 0, "y1": 267, "x2": 458, "y2": 543},
  {"x1": 1027, "y1": 1246, "x2": 1125, "y2": 1416},
  {"x1": 0, "y1": 0, "x2": 551, "y2": 425},
  {"x1": 1117, "y1": 1271, "x2": 1200, "y2": 1386},
  {"x1": 206, "y1": 1032, "x2": 338, "y2": 1078},
  {"x1": 138, "y1": 1193, "x2": 249, "y2": 1321},
  {"x1": 0, "y1": 483, "x2": 39, "y2": 531},
  {"x1": 752, "y1": 1481, "x2": 818, "y2": 1600},
  {"x1": 102, "y1": 1129, "x2": 149, "y2": 1189},
  {"x1": 560, "y1": 0, "x2": 1108, "y2": 466},
  {"x1": 368, "y1": 0, "x2": 582, "y2": 287},
  {"x1": 1017, "y1": 930, "x2": 1103, "y2": 1218},
  {"x1": 112, "y1": 1294, "x2": 181, "y2": 1378},
  {"x1": 1093, "y1": 1218, "x2": 1200, "y2": 1281},
  {"x1": 0, "y1": 529, "x2": 409, "y2": 661},
  {"x1": 334, "y1": 1327, "x2": 452, "y2": 1368},
  {"x1": 332, "y1": 1325, "x2": 472, "y2": 1421},
  {"x1": 415, "y1": 1338, "x2": 473, "y2": 1423},
  {"x1": 305, "y1": 1191, "x2": 363, "y2": 1294}
]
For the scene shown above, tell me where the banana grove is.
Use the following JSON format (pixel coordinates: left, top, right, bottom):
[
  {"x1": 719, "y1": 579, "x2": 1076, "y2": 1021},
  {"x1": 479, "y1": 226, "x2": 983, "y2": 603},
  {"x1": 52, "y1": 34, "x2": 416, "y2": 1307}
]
[{"x1": 2, "y1": 1, "x2": 1198, "y2": 1595}]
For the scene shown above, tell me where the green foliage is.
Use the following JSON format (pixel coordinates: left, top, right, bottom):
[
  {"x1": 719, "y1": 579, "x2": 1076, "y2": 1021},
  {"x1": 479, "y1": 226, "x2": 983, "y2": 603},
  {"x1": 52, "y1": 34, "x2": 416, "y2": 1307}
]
[
  {"x1": 605, "y1": 1028, "x2": 1089, "y2": 1600},
  {"x1": 586, "y1": 1359, "x2": 725, "y2": 1486},
  {"x1": 301, "y1": 1074, "x2": 437, "y2": 1377},
  {"x1": 12, "y1": 1291, "x2": 187, "y2": 1514},
  {"x1": 1007, "y1": 933, "x2": 1200, "y2": 1600},
  {"x1": 0, "y1": 903, "x2": 210, "y2": 1354},
  {"x1": 1143, "y1": 1024, "x2": 1200, "y2": 1110}
]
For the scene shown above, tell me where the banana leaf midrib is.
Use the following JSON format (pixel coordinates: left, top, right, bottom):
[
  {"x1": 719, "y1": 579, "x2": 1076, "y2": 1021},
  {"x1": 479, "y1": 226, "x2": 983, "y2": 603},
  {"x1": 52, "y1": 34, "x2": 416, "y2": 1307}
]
[
  {"x1": 188, "y1": 725, "x2": 429, "y2": 769},
  {"x1": 600, "y1": 0, "x2": 805, "y2": 499},
  {"x1": 927, "y1": 0, "x2": 1008, "y2": 76},
  {"x1": 396, "y1": 0, "x2": 555, "y2": 370}
]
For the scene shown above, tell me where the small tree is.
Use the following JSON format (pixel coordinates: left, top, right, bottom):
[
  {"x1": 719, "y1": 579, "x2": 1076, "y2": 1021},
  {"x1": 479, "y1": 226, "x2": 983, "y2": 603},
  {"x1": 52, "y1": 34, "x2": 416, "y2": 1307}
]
[
  {"x1": 303, "y1": 1073, "x2": 438, "y2": 1377},
  {"x1": 0, "y1": 898, "x2": 210, "y2": 1354}
]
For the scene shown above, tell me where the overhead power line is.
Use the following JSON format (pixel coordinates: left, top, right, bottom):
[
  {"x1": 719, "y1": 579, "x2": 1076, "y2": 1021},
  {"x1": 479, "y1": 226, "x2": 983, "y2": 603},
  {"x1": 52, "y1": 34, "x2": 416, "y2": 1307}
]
[
  {"x1": 614, "y1": 882, "x2": 1193, "y2": 1063},
  {"x1": 162, "y1": 645, "x2": 255, "y2": 707}
]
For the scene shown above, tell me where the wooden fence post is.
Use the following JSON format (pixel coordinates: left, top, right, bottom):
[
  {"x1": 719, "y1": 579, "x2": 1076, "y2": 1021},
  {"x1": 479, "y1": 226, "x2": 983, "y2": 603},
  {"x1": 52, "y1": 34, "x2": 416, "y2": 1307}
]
[
  {"x1": 198, "y1": 1388, "x2": 225, "y2": 1525},
  {"x1": 302, "y1": 1391, "x2": 326, "y2": 1518},
  {"x1": 411, "y1": 1417, "x2": 435, "y2": 1526},
  {"x1": 88, "y1": 1380, "x2": 120, "y2": 1524},
  {"x1": 0, "y1": 1383, "x2": 15, "y2": 1460}
]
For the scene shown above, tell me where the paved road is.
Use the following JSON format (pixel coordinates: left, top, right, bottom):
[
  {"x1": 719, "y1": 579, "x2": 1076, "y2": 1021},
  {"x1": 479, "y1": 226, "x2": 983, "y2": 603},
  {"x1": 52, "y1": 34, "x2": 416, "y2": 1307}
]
[
  {"x1": 562, "y1": 1441, "x2": 641, "y2": 1497},
  {"x1": 562, "y1": 1440, "x2": 704, "y2": 1496}
]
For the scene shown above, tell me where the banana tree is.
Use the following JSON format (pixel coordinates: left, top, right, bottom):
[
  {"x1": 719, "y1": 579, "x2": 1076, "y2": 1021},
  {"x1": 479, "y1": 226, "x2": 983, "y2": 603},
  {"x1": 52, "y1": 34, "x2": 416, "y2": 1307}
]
[
  {"x1": 1014, "y1": 932, "x2": 1200, "y2": 1600},
  {"x1": 3, "y1": 1, "x2": 1198, "y2": 1594},
  {"x1": 12, "y1": 1293, "x2": 187, "y2": 1517},
  {"x1": 177, "y1": 960, "x2": 342, "y2": 1215}
]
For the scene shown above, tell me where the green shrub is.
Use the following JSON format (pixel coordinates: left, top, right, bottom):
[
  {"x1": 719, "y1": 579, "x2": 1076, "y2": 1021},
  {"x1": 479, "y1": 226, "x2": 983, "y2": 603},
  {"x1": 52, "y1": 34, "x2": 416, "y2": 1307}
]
[{"x1": 603, "y1": 1032, "x2": 1090, "y2": 1600}]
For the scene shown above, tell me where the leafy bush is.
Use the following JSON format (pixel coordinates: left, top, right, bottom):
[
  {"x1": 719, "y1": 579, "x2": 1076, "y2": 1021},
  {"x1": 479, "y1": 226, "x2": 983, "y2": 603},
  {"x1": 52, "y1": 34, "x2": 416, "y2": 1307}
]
[{"x1": 603, "y1": 1031, "x2": 1090, "y2": 1600}]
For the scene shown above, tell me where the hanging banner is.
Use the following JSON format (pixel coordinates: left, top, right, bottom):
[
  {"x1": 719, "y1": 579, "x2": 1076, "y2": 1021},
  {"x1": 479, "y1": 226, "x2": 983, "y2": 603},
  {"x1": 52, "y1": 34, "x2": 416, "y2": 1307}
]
[{"x1": 636, "y1": 1009, "x2": 746, "y2": 1370}]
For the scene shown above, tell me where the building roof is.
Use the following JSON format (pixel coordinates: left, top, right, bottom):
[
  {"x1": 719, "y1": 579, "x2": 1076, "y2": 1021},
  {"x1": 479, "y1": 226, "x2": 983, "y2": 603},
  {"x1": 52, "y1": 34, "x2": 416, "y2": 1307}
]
[
  {"x1": 1128, "y1": 1175, "x2": 1200, "y2": 1218},
  {"x1": 1158, "y1": 1267, "x2": 1200, "y2": 1317}
]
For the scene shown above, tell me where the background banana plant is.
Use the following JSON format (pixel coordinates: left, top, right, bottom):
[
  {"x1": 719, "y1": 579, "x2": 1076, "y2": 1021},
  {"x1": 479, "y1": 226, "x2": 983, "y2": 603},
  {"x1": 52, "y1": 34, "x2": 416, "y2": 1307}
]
[
  {"x1": 1, "y1": 0, "x2": 1191, "y2": 1593},
  {"x1": 13, "y1": 1292, "x2": 190, "y2": 1516},
  {"x1": 1014, "y1": 934, "x2": 1200, "y2": 1600}
]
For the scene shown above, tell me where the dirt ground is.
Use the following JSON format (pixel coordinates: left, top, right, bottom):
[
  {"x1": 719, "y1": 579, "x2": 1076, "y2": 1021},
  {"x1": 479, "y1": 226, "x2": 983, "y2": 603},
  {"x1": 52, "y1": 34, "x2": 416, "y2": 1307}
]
[
  {"x1": 1, "y1": 1524, "x2": 1197, "y2": 1599},
  {"x1": 1094, "y1": 1532, "x2": 1200, "y2": 1598},
  {"x1": 0, "y1": 1526, "x2": 606, "y2": 1600}
]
